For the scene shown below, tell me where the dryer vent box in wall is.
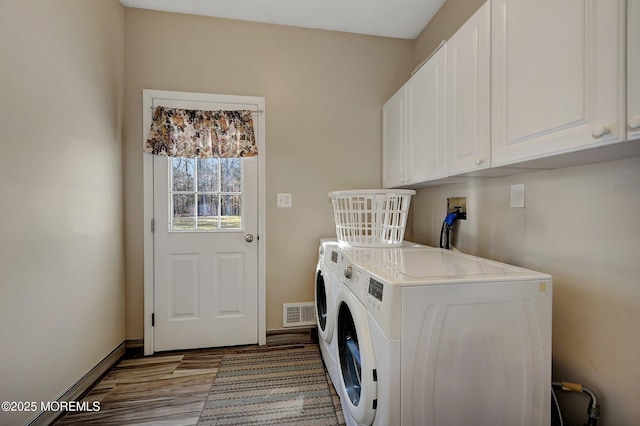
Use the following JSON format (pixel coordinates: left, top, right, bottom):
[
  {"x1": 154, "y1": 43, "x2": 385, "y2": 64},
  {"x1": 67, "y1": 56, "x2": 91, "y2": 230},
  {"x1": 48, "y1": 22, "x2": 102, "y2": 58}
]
[
  {"x1": 447, "y1": 196, "x2": 467, "y2": 219},
  {"x1": 283, "y1": 302, "x2": 316, "y2": 327}
]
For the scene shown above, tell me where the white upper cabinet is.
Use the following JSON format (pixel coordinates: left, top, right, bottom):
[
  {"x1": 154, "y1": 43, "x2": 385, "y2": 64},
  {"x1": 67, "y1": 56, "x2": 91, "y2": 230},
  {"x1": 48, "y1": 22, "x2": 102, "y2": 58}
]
[
  {"x1": 382, "y1": 45, "x2": 447, "y2": 188},
  {"x1": 382, "y1": 86, "x2": 407, "y2": 188},
  {"x1": 383, "y1": 0, "x2": 633, "y2": 187},
  {"x1": 446, "y1": 2, "x2": 491, "y2": 175},
  {"x1": 491, "y1": 0, "x2": 626, "y2": 167},
  {"x1": 406, "y1": 45, "x2": 447, "y2": 183},
  {"x1": 629, "y1": 0, "x2": 640, "y2": 140}
]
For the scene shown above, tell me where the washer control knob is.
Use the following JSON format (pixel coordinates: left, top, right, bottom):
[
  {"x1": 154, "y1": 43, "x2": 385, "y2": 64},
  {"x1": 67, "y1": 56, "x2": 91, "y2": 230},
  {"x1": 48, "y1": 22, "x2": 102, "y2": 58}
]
[{"x1": 344, "y1": 265, "x2": 353, "y2": 279}]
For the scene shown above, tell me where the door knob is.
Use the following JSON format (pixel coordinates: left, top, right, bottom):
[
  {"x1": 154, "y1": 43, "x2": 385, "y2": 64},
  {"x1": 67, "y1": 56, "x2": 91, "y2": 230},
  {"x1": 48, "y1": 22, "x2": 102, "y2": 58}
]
[
  {"x1": 244, "y1": 234, "x2": 254, "y2": 243},
  {"x1": 629, "y1": 115, "x2": 640, "y2": 131}
]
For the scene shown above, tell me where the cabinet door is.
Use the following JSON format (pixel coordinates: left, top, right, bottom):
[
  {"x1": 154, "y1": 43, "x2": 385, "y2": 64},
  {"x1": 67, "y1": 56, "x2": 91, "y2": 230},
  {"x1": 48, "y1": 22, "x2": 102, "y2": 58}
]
[
  {"x1": 447, "y1": 2, "x2": 491, "y2": 175},
  {"x1": 491, "y1": 0, "x2": 625, "y2": 167},
  {"x1": 382, "y1": 85, "x2": 407, "y2": 188},
  {"x1": 629, "y1": 0, "x2": 640, "y2": 140},
  {"x1": 406, "y1": 45, "x2": 447, "y2": 183}
]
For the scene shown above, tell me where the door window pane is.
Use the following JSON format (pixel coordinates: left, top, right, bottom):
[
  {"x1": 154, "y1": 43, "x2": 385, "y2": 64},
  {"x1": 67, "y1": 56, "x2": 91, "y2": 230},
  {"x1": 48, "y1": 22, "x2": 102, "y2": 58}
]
[
  {"x1": 197, "y1": 158, "x2": 218, "y2": 192},
  {"x1": 169, "y1": 157, "x2": 243, "y2": 231},
  {"x1": 172, "y1": 194, "x2": 195, "y2": 229},
  {"x1": 172, "y1": 158, "x2": 195, "y2": 191},
  {"x1": 221, "y1": 158, "x2": 242, "y2": 193},
  {"x1": 221, "y1": 195, "x2": 242, "y2": 229},
  {"x1": 197, "y1": 194, "x2": 219, "y2": 229}
]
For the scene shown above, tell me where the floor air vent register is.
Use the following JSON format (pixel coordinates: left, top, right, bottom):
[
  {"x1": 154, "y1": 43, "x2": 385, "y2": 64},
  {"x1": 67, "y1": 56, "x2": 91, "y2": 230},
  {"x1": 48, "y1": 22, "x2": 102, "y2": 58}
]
[{"x1": 283, "y1": 302, "x2": 316, "y2": 327}]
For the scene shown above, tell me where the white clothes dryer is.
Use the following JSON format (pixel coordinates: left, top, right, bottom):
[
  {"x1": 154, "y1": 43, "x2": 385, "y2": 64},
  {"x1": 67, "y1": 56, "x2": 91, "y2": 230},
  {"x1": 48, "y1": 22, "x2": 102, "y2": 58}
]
[
  {"x1": 335, "y1": 245, "x2": 553, "y2": 426},
  {"x1": 315, "y1": 239, "x2": 345, "y2": 388}
]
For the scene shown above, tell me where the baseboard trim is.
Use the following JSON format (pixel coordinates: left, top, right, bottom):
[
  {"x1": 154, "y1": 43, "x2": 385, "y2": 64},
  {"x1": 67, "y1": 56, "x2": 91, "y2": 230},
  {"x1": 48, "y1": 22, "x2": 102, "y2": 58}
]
[
  {"x1": 266, "y1": 326, "x2": 318, "y2": 346},
  {"x1": 126, "y1": 338, "x2": 144, "y2": 349},
  {"x1": 266, "y1": 326, "x2": 316, "y2": 335},
  {"x1": 26, "y1": 341, "x2": 126, "y2": 426},
  {"x1": 125, "y1": 338, "x2": 145, "y2": 357}
]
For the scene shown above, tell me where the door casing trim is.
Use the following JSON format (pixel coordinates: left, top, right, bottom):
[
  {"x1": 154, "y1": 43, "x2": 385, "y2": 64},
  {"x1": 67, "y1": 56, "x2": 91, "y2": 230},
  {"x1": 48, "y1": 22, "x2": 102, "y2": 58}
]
[{"x1": 142, "y1": 89, "x2": 266, "y2": 355}]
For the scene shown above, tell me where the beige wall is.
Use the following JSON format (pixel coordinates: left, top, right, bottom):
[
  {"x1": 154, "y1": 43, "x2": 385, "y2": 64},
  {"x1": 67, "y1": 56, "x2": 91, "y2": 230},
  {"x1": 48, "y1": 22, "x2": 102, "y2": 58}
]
[
  {"x1": 0, "y1": 1, "x2": 125, "y2": 425},
  {"x1": 123, "y1": 9, "x2": 414, "y2": 336},
  {"x1": 412, "y1": 3, "x2": 640, "y2": 424}
]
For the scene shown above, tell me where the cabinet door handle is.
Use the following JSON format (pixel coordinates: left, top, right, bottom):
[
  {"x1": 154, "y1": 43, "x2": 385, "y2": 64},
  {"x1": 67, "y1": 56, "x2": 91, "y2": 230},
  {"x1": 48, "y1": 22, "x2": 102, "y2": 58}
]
[
  {"x1": 592, "y1": 125, "x2": 611, "y2": 139},
  {"x1": 475, "y1": 157, "x2": 485, "y2": 166},
  {"x1": 629, "y1": 115, "x2": 640, "y2": 131}
]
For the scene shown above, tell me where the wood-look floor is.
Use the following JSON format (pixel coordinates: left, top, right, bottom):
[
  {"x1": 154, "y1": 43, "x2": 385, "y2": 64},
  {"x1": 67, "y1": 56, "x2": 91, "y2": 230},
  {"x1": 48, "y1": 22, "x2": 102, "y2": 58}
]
[{"x1": 55, "y1": 333, "x2": 345, "y2": 425}]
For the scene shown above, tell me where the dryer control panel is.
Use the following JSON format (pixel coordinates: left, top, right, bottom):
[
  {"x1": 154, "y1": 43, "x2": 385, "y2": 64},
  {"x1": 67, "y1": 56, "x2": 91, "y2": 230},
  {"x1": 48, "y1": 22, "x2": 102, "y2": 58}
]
[
  {"x1": 368, "y1": 278, "x2": 384, "y2": 301},
  {"x1": 344, "y1": 264, "x2": 402, "y2": 339}
]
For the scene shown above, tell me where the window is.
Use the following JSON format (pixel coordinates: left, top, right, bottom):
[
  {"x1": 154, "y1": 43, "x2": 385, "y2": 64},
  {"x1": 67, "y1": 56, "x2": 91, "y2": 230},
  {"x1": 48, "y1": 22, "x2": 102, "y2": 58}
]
[{"x1": 170, "y1": 157, "x2": 242, "y2": 231}]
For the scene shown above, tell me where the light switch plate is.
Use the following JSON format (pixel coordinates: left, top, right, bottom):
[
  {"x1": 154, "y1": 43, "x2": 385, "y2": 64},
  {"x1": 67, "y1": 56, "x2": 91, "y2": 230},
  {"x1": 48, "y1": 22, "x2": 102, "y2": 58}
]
[{"x1": 277, "y1": 193, "x2": 292, "y2": 208}]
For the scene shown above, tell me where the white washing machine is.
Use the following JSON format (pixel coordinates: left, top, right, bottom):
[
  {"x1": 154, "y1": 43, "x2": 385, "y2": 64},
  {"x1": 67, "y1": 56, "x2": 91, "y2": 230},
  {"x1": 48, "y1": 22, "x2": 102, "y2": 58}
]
[
  {"x1": 315, "y1": 239, "x2": 345, "y2": 388},
  {"x1": 335, "y1": 245, "x2": 553, "y2": 426}
]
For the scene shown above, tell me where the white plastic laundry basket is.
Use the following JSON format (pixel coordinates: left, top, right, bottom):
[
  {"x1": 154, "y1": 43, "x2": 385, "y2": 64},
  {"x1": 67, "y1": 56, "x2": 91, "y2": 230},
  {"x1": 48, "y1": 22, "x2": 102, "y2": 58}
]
[{"x1": 329, "y1": 189, "x2": 416, "y2": 247}]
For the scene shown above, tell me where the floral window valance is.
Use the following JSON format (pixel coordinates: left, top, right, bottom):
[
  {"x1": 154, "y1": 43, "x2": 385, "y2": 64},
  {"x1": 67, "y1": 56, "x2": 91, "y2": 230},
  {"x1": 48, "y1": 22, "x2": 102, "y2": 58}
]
[{"x1": 144, "y1": 106, "x2": 257, "y2": 158}]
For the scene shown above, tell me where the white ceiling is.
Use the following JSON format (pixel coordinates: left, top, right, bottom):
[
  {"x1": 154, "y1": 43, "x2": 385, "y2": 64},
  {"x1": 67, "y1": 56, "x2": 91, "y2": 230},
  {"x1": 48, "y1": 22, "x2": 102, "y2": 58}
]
[{"x1": 119, "y1": 0, "x2": 446, "y2": 40}]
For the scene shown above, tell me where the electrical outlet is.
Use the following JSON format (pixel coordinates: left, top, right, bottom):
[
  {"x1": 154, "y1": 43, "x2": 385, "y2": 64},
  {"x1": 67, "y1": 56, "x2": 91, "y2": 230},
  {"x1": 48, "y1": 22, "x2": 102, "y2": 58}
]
[
  {"x1": 447, "y1": 197, "x2": 467, "y2": 219},
  {"x1": 277, "y1": 193, "x2": 292, "y2": 208},
  {"x1": 510, "y1": 184, "x2": 525, "y2": 208}
]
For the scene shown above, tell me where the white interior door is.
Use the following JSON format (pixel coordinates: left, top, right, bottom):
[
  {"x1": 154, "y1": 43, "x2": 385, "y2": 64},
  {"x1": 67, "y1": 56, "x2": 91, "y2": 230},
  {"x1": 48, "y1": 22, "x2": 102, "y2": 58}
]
[{"x1": 149, "y1": 97, "x2": 261, "y2": 352}]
